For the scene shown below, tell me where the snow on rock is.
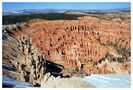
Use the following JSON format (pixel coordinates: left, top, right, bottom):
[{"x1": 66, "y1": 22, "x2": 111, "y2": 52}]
[{"x1": 3, "y1": 75, "x2": 34, "y2": 88}]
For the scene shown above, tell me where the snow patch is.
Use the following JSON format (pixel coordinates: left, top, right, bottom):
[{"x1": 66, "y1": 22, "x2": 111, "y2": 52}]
[
  {"x1": 82, "y1": 74, "x2": 131, "y2": 88},
  {"x1": 3, "y1": 76, "x2": 33, "y2": 88}
]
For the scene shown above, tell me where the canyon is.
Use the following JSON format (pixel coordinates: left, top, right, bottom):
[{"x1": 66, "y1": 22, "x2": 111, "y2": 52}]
[{"x1": 2, "y1": 12, "x2": 131, "y2": 87}]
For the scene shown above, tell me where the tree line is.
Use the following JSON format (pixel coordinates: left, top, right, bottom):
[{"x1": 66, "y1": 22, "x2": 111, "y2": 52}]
[{"x1": 3, "y1": 13, "x2": 85, "y2": 25}]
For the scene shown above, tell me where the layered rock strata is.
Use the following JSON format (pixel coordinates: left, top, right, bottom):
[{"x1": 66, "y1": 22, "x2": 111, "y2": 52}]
[{"x1": 3, "y1": 15, "x2": 131, "y2": 77}]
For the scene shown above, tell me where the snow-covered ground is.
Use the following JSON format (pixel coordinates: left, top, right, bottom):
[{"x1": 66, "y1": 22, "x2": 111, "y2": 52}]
[
  {"x1": 3, "y1": 74, "x2": 131, "y2": 88},
  {"x1": 82, "y1": 74, "x2": 131, "y2": 88},
  {"x1": 3, "y1": 76, "x2": 33, "y2": 88}
]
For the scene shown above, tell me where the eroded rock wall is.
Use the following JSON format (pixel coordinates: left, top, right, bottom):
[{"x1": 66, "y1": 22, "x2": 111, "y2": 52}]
[{"x1": 5, "y1": 16, "x2": 131, "y2": 76}]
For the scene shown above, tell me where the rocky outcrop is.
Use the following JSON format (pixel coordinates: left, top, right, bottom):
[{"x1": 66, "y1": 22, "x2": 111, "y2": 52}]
[
  {"x1": 3, "y1": 34, "x2": 64, "y2": 86},
  {"x1": 40, "y1": 73, "x2": 95, "y2": 88},
  {"x1": 3, "y1": 13, "x2": 131, "y2": 77}
]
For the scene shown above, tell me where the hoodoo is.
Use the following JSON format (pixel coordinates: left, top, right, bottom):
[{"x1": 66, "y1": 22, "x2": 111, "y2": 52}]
[
  {"x1": 3, "y1": 12, "x2": 130, "y2": 87},
  {"x1": 4, "y1": 15, "x2": 130, "y2": 76}
]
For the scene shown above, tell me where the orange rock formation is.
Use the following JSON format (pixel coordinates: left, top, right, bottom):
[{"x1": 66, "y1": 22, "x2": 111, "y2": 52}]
[{"x1": 6, "y1": 15, "x2": 131, "y2": 76}]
